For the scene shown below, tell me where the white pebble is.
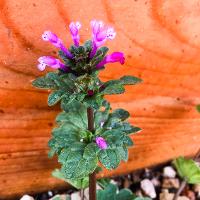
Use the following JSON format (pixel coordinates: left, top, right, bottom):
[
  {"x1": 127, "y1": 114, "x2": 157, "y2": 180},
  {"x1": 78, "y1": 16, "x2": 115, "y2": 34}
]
[
  {"x1": 163, "y1": 166, "x2": 176, "y2": 178},
  {"x1": 71, "y1": 192, "x2": 81, "y2": 200},
  {"x1": 20, "y1": 195, "x2": 34, "y2": 200},
  {"x1": 141, "y1": 179, "x2": 156, "y2": 199},
  {"x1": 48, "y1": 191, "x2": 53, "y2": 197}
]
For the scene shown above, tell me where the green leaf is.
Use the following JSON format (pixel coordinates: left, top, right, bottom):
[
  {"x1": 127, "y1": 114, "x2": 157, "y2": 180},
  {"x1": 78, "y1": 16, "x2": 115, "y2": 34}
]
[
  {"x1": 58, "y1": 50, "x2": 70, "y2": 64},
  {"x1": 91, "y1": 47, "x2": 109, "y2": 67},
  {"x1": 94, "y1": 103, "x2": 110, "y2": 129},
  {"x1": 97, "y1": 178, "x2": 111, "y2": 189},
  {"x1": 120, "y1": 75, "x2": 142, "y2": 85},
  {"x1": 48, "y1": 128, "x2": 79, "y2": 156},
  {"x1": 57, "y1": 101, "x2": 88, "y2": 129},
  {"x1": 60, "y1": 95, "x2": 76, "y2": 110},
  {"x1": 117, "y1": 146, "x2": 128, "y2": 161},
  {"x1": 102, "y1": 84, "x2": 125, "y2": 95},
  {"x1": 122, "y1": 135, "x2": 134, "y2": 146},
  {"x1": 32, "y1": 72, "x2": 59, "y2": 89},
  {"x1": 101, "y1": 129, "x2": 125, "y2": 146},
  {"x1": 98, "y1": 149, "x2": 120, "y2": 169},
  {"x1": 59, "y1": 143, "x2": 98, "y2": 179},
  {"x1": 97, "y1": 183, "x2": 137, "y2": 200},
  {"x1": 112, "y1": 109, "x2": 130, "y2": 121},
  {"x1": 116, "y1": 189, "x2": 135, "y2": 200},
  {"x1": 83, "y1": 40, "x2": 92, "y2": 52},
  {"x1": 52, "y1": 169, "x2": 89, "y2": 189},
  {"x1": 84, "y1": 94, "x2": 104, "y2": 110},
  {"x1": 196, "y1": 105, "x2": 200, "y2": 113},
  {"x1": 97, "y1": 183, "x2": 117, "y2": 200},
  {"x1": 173, "y1": 157, "x2": 200, "y2": 184},
  {"x1": 116, "y1": 122, "x2": 141, "y2": 134},
  {"x1": 48, "y1": 148, "x2": 56, "y2": 158},
  {"x1": 48, "y1": 90, "x2": 64, "y2": 106}
]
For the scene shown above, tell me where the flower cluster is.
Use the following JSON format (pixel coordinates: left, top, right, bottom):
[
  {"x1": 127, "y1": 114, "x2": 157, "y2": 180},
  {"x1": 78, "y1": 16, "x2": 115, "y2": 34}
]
[
  {"x1": 36, "y1": 20, "x2": 127, "y2": 149},
  {"x1": 37, "y1": 20, "x2": 124, "y2": 73}
]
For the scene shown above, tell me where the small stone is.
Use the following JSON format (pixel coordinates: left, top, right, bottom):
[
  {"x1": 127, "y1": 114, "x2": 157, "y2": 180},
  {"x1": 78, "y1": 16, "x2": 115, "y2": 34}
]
[
  {"x1": 163, "y1": 166, "x2": 176, "y2": 178},
  {"x1": 50, "y1": 194, "x2": 68, "y2": 200},
  {"x1": 123, "y1": 178, "x2": 131, "y2": 188},
  {"x1": 71, "y1": 192, "x2": 81, "y2": 200},
  {"x1": 162, "y1": 178, "x2": 180, "y2": 189},
  {"x1": 194, "y1": 184, "x2": 200, "y2": 195},
  {"x1": 48, "y1": 191, "x2": 53, "y2": 197},
  {"x1": 151, "y1": 177, "x2": 161, "y2": 187},
  {"x1": 20, "y1": 195, "x2": 34, "y2": 200},
  {"x1": 185, "y1": 190, "x2": 195, "y2": 200},
  {"x1": 141, "y1": 179, "x2": 156, "y2": 198},
  {"x1": 194, "y1": 184, "x2": 200, "y2": 191}
]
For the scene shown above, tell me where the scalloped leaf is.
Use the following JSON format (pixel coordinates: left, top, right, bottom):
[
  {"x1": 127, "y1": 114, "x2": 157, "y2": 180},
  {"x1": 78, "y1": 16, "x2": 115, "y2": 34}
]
[
  {"x1": 98, "y1": 149, "x2": 121, "y2": 170},
  {"x1": 112, "y1": 109, "x2": 130, "y2": 121},
  {"x1": 48, "y1": 90, "x2": 65, "y2": 106},
  {"x1": 52, "y1": 169, "x2": 89, "y2": 189},
  {"x1": 173, "y1": 157, "x2": 200, "y2": 184},
  {"x1": 32, "y1": 72, "x2": 59, "y2": 89},
  {"x1": 59, "y1": 143, "x2": 98, "y2": 179},
  {"x1": 120, "y1": 75, "x2": 142, "y2": 85},
  {"x1": 97, "y1": 183, "x2": 137, "y2": 200}
]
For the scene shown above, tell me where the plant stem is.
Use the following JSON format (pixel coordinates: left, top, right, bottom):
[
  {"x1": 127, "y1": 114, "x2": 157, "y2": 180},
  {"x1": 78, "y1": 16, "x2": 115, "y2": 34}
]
[
  {"x1": 89, "y1": 171, "x2": 96, "y2": 200},
  {"x1": 172, "y1": 180, "x2": 187, "y2": 200},
  {"x1": 80, "y1": 189, "x2": 85, "y2": 200},
  {"x1": 87, "y1": 107, "x2": 96, "y2": 200}
]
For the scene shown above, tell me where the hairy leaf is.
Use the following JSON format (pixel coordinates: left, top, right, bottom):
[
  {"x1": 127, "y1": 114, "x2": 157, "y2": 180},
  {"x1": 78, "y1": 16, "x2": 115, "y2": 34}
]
[
  {"x1": 117, "y1": 146, "x2": 128, "y2": 161},
  {"x1": 98, "y1": 149, "x2": 120, "y2": 169},
  {"x1": 112, "y1": 109, "x2": 130, "y2": 121},
  {"x1": 52, "y1": 169, "x2": 89, "y2": 189},
  {"x1": 120, "y1": 75, "x2": 142, "y2": 85},
  {"x1": 32, "y1": 72, "x2": 59, "y2": 89},
  {"x1": 59, "y1": 143, "x2": 98, "y2": 179},
  {"x1": 48, "y1": 90, "x2": 64, "y2": 106},
  {"x1": 97, "y1": 183, "x2": 117, "y2": 200},
  {"x1": 97, "y1": 183, "x2": 137, "y2": 200}
]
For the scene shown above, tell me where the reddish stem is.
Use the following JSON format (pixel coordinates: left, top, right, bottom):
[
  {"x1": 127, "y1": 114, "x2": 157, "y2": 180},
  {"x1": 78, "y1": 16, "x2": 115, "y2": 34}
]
[{"x1": 87, "y1": 107, "x2": 96, "y2": 200}]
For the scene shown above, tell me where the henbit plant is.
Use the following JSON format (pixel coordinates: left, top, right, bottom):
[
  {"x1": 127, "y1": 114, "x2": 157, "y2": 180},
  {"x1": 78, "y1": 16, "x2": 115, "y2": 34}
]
[{"x1": 32, "y1": 20, "x2": 142, "y2": 200}]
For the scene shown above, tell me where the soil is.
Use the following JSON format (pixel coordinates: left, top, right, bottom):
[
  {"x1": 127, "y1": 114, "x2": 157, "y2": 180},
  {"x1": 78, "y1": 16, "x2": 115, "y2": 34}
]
[{"x1": 30, "y1": 161, "x2": 200, "y2": 200}]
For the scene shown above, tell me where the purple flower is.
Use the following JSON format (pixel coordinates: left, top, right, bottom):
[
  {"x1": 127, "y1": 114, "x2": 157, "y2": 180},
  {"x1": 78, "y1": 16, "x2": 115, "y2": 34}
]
[
  {"x1": 95, "y1": 137, "x2": 108, "y2": 150},
  {"x1": 69, "y1": 21, "x2": 81, "y2": 47},
  {"x1": 42, "y1": 31, "x2": 73, "y2": 58},
  {"x1": 37, "y1": 56, "x2": 69, "y2": 71},
  {"x1": 96, "y1": 52, "x2": 125, "y2": 69},
  {"x1": 90, "y1": 20, "x2": 116, "y2": 58}
]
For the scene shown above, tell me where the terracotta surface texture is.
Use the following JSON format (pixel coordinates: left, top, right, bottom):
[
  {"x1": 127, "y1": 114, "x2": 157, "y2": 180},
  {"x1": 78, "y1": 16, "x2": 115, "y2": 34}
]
[{"x1": 1, "y1": 0, "x2": 200, "y2": 199}]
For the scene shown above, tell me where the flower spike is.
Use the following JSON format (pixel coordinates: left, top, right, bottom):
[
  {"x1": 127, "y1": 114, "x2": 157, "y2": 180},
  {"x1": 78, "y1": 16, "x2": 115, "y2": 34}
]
[
  {"x1": 37, "y1": 56, "x2": 69, "y2": 72},
  {"x1": 90, "y1": 20, "x2": 116, "y2": 58},
  {"x1": 96, "y1": 52, "x2": 125, "y2": 69},
  {"x1": 69, "y1": 21, "x2": 81, "y2": 47},
  {"x1": 42, "y1": 31, "x2": 73, "y2": 59}
]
